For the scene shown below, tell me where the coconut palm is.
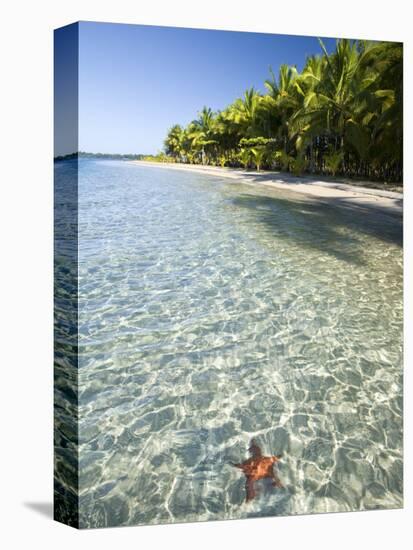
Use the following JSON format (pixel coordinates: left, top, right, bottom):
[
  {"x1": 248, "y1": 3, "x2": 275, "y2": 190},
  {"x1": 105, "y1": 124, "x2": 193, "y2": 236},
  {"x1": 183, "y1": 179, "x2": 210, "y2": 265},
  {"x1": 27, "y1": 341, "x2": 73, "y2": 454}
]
[
  {"x1": 161, "y1": 39, "x2": 402, "y2": 183},
  {"x1": 226, "y1": 88, "x2": 263, "y2": 138},
  {"x1": 164, "y1": 124, "x2": 185, "y2": 161},
  {"x1": 264, "y1": 64, "x2": 301, "y2": 152},
  {"x1": 187, "y1": 107, "x2": 218, "y2": 164}
]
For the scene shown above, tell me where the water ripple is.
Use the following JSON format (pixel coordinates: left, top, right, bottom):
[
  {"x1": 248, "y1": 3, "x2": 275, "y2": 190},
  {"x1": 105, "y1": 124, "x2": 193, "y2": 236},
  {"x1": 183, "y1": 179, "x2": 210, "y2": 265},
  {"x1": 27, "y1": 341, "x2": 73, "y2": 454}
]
[{"x1": 57, "y1": 160, "x2": 402, "y2": 528}]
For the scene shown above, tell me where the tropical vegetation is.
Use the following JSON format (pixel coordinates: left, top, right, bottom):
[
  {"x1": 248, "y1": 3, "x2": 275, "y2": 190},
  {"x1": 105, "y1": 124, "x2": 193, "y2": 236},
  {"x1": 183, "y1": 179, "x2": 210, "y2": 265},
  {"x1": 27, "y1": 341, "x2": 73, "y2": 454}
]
[{"x1": 155, "y1": 39, "x2": 402, "y2": 183}]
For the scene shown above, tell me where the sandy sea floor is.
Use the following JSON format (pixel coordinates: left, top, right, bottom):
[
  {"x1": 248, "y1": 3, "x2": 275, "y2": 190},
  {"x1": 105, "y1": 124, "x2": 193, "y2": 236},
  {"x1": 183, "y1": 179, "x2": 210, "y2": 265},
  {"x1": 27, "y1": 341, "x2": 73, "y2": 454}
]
[{"x1": 132, "y1": 161, "x2": 403, "y2": 218}]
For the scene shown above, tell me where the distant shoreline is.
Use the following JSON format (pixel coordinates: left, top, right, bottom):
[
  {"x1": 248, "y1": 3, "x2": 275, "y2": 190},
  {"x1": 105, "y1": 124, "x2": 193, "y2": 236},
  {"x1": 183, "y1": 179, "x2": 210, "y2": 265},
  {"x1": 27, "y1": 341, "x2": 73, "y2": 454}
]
[
  {"x1": 54, "y1": 152, "x2": 148, "y2": 162},
  {"x1": 131, "y1": 160, "x2": 403, "y2": 217}
]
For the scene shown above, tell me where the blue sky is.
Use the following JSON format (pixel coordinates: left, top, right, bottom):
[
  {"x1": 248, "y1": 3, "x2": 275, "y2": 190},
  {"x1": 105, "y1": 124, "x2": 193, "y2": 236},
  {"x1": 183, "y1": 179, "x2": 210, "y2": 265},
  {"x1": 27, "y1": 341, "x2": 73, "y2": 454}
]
[{"x1": 62, "y1": 22, "x2": 337, "y2": 155}]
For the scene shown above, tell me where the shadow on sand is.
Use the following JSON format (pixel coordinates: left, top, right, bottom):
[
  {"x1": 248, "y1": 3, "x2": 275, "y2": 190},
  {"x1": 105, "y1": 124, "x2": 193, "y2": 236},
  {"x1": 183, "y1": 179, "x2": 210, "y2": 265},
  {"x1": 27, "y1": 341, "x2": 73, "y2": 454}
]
[{"x1": 227, "y1": 192, "x2": 402, "y2": 266}]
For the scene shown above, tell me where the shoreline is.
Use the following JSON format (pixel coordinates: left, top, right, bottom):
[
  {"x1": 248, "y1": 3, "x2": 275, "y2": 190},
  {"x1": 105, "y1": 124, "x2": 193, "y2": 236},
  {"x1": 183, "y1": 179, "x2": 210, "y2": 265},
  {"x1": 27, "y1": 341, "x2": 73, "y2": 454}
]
[{"x1": 131, "y1": 161, "x2": 403, "y2": 218}]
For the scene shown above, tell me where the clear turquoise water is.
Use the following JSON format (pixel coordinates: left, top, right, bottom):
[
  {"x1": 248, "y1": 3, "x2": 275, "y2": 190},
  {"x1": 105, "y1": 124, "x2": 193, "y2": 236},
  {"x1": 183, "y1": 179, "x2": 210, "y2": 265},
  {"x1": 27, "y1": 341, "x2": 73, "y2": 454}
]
[{"x1": 65, "y1": 160, "x2": 402, "y2": 527}]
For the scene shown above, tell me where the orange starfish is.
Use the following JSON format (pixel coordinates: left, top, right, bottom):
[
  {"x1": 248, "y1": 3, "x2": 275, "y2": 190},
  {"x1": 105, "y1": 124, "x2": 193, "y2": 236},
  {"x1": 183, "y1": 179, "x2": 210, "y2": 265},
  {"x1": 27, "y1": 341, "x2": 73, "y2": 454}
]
[{"x1": 233, "y1": 439, "x2": 284, "y2": 502}]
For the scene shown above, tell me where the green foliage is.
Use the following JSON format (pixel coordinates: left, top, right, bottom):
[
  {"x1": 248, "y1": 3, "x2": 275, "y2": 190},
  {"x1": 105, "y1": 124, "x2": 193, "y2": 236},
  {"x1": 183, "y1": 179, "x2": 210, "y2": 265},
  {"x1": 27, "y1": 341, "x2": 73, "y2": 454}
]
[
  {"x1": 275, "y1": 150, "x2": 294, "y2": 171},
  {"x1": 251, "y1": 147, "x2": 266, "y2": 171},
  {"x1": 324, "y1": 149, "x2": 344, "y2": 176},
  {"x1": 239, "y1": 137, "x2": 273, "y2": 147},
  {"x1": 291, "y1": 154, "x2": 308, "y2": 176},
  {"x1": 218, "y1": 154, "x2": 227, "y2": 167},
  {"x1": 238, "y1": 148, "x2": 253, "y2": 169},
  {"x1": 142, "y1": 152, "x2": 172, "y2": 163},
  {"x1": 161, "y1": 39, "x2": 402, "y2": 182}
]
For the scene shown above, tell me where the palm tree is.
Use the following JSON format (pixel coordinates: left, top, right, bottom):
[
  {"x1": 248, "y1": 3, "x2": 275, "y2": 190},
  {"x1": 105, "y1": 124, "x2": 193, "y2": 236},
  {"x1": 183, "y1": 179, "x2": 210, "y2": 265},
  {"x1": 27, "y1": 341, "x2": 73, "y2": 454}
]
[
  {"x1": 251, "y1": 147, "x2": 266, "y2": 171},
  {"x1": 162, "y1": 39, "x2": 402, "y2": 182},
  {"x1": 187, "y1": 107, "x2": 218, "y2": 164},
  {"x1": 264, "y1": 64, "x2": 301, "y2": 152},
  {"x1": 365, "y1": 41, "x2": 403, "y2": 179},
  {"x1": 164, "y1": 124, "x2": 185, "y2": 161},
  {"x1": 226, "y1": 88, "x2": 262, "y2": 138}
]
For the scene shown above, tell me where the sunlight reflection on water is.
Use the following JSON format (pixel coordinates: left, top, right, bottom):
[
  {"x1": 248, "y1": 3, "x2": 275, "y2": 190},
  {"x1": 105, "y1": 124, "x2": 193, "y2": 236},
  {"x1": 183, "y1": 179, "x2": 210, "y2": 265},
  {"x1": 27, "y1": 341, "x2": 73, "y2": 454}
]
[{"x1": 55, "y1": 160, "x2": 403, "y2": 528}]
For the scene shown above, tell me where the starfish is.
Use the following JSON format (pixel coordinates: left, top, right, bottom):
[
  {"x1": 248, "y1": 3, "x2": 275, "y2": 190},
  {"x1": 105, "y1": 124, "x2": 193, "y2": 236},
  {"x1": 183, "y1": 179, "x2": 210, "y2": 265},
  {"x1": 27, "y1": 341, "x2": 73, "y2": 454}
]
[{"x1": 233, "y1": 439, "x2": 284, "y2": 502}]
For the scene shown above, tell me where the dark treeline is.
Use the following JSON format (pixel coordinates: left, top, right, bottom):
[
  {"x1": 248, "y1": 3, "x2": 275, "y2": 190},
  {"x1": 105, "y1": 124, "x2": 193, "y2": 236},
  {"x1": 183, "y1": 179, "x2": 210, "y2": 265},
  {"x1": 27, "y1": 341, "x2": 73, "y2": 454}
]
[
  {"x1": 54, "y1": 152, "x2": 147, "y2": 161},
  {"x1": 160, "y1": 39, "x2": 402, "y2": 183}
]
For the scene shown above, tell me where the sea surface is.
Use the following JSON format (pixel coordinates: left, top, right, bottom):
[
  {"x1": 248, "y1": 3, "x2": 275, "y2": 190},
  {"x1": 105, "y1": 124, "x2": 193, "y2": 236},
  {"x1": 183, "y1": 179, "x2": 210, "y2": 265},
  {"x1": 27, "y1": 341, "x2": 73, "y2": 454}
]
[{"x1": 55, "y1": 159, "x2": 403, "y2": 528}]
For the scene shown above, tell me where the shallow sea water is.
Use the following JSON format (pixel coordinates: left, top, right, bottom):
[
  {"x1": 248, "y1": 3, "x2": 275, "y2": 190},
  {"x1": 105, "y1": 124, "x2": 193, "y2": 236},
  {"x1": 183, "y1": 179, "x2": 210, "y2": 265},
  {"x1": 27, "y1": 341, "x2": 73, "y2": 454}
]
[{"x1": 57, "y1": 159, "x2": 403, "y2": 528}]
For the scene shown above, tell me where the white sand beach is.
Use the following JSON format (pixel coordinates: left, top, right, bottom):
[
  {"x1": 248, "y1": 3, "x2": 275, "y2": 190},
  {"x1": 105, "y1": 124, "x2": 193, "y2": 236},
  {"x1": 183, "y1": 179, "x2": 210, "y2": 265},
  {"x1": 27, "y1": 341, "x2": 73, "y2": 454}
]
[{"x1": 132, "y1": 161, "x2": 403, "y2": 217}]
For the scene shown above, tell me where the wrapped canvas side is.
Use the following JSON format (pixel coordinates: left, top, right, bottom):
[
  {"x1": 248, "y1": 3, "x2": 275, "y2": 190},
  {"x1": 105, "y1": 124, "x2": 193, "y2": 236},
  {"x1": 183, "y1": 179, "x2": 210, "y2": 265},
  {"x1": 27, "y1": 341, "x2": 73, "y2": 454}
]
[{"x1": 54, "y1": 22, "x2": 79, "y2": 528}]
